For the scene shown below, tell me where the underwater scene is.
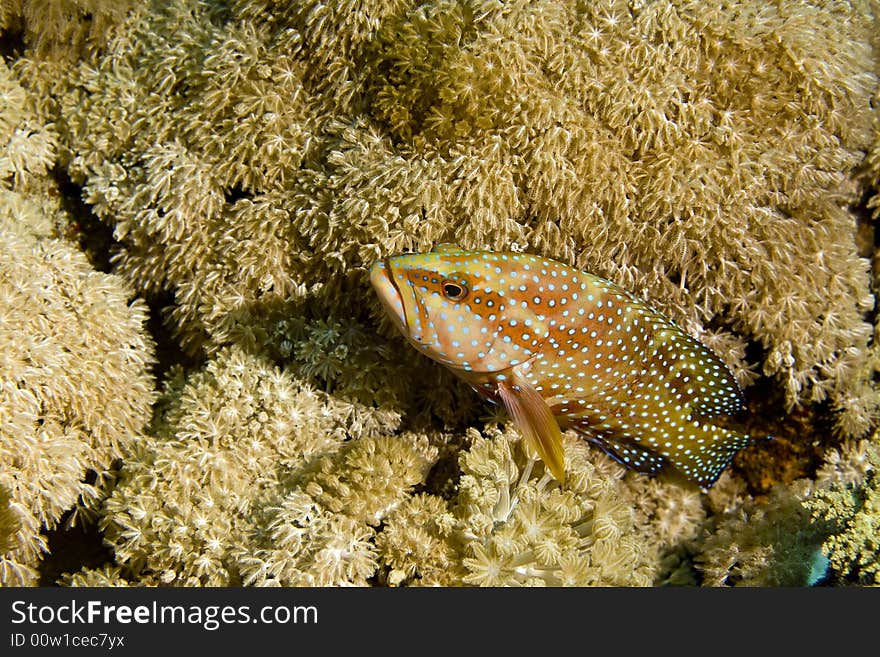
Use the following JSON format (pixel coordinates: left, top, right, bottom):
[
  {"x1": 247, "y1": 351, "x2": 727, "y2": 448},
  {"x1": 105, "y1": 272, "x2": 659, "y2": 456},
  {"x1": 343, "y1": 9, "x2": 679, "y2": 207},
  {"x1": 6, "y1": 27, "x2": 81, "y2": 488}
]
[{"x1": 0, "y1": 0, "x2": 879, "y2": 587}]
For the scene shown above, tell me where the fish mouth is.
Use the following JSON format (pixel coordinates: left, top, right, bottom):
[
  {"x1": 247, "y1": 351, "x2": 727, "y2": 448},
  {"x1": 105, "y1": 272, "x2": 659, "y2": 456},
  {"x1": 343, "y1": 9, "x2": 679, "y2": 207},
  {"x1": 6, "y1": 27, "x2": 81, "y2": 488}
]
[{"x1": 370, "y1": 258, "x2": 410, "y2": 334}]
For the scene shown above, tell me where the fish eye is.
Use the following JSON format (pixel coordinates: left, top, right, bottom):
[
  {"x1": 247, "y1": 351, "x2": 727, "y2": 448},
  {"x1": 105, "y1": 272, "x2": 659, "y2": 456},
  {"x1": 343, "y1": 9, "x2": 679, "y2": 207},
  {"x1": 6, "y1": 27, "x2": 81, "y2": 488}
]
[{"x1": 442, "y1": 280, "x2": 468, "y2": 301}]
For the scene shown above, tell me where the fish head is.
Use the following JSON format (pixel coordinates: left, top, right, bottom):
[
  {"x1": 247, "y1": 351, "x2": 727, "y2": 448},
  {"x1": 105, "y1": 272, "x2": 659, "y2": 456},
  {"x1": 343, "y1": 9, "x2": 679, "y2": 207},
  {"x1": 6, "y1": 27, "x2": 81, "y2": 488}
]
[{"x1": 370, "y1": 244, "x2": 548, "y2": 374}]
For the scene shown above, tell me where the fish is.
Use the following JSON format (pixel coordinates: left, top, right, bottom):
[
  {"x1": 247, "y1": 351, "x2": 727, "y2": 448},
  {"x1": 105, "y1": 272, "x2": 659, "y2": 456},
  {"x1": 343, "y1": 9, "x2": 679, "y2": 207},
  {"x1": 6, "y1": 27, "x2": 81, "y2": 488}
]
[{"x1": 370, "y1": 243, "x2": 751, "y2": 488}]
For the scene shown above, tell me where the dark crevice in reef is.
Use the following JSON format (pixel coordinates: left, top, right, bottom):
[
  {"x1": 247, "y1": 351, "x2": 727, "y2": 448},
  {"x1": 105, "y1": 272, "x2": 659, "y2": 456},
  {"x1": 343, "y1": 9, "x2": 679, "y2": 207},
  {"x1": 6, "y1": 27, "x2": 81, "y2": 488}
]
[
  {"x1": 145, "y1": 291, "x2": 201, "y2": 387},
  {"x1": 856, "y1": 186, "x2": 878, "y2": 252},
  {"x1": 37, "y1": 468, "x2": 115, "y2": 586},
  {"x1": 700, "y1": 318, "x2": 840, "y2": 498},
  {"x1": 224, "y1": 185, "x2": 253, "y2": 204},
  {"x1": 147, "y1": 292, "x2": 201, "y2": 387},
  {"x1": 0, "y1": 26, "x2": 26, "y2": 62},
  {"x1": 856, "y1": 184, "x2": 880, "y2": 379},
  {"x1": 38, "y1": 516, "x2": 114, "y2": 586},
  {"x1": 731, "y1": 376, "x2": 837, "y2": 499},
  {"x1": 413, "y1": 447, "x2": 463, "y2": 502},
  {"x1": 55, "y1": 166, "x2": 117, "y2": 273}
]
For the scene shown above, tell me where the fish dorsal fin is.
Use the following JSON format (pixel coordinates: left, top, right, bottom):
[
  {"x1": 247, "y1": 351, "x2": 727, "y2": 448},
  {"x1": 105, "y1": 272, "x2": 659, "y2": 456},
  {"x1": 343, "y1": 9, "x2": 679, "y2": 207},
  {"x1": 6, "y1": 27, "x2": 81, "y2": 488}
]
[
  {"x1": 433, "y1": 243, "x2": 465, "y2": 254},
  {"x1": 496, "y1": 374, "x2": 566, "y2": 483},
  {"x1": 579, "y1": 430, "x2": 666, "y2": 477}
]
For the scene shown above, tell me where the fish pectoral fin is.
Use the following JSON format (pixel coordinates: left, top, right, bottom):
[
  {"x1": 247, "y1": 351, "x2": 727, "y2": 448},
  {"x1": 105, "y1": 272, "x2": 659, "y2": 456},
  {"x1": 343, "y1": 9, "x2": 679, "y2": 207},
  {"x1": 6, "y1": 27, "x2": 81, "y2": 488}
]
[{"x1": 496, "y1": 377, "x2": 566, "y2": 483}]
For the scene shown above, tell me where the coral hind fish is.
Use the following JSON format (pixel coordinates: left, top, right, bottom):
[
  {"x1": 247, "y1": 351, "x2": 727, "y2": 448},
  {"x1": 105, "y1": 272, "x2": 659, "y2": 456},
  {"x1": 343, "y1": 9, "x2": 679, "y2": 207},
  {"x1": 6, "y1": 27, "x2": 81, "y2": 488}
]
[{"x1": 370, "y1": 244, "x2": 751, "y2": 488}]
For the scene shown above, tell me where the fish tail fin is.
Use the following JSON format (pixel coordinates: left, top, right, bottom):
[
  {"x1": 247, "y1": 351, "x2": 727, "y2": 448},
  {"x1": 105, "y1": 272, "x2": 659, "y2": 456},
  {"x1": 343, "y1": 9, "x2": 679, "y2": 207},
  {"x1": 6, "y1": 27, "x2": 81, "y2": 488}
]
[
  {"x1": 497, "y1": 377, "x2": 566, "y2": 483},
  {"x1": 672, "y1": 422, "x2": 751, "y2": 489}
]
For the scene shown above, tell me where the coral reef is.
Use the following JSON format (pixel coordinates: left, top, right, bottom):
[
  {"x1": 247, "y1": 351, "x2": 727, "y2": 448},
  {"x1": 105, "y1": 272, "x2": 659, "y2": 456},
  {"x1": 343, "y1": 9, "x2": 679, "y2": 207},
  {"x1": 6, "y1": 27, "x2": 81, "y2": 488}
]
[
  {"x1": 0, "y1": 190, "x2": 155, "y2": 585},
  {"x1": 0, "y1": 57, "x2": 57, "y2": 195},
  {"x1": 694, "y1": 435, "x2": 878, "y2": 586},
  {"x1": 0, "y1": 0, "x2": 133, "y2": 61},
  {"x1": 806, "y1": 440, "x2": 879, "y2": 584},
  {"x1": 58, "y1": 564, "x2": 135, "y2": 587},
  {"x1": 0, "y1": 484, "x2": 19, "y2": 556},
  {"x1": 695, "y1": 479, "x2": 827, "y2": 586},
  {"x1": 59, "y1": 0, "x2": 880, "y2": 433},
  {"x1": 99, "y1": 345, "x2": 433, "y2": 586},
  {"x1": 377, "y1": 428, "x2": 656, "y2": 586},
  {"x1": 0, "y1": 0, "x2": 878, "y2": 586}
]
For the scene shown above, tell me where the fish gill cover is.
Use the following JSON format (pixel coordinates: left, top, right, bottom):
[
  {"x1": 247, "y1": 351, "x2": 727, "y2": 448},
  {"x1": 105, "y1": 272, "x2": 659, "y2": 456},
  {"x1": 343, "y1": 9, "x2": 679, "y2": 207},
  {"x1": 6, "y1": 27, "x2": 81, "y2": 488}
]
[{"x1": 0, "y1": 0, "x2": 878, "y2": 586}]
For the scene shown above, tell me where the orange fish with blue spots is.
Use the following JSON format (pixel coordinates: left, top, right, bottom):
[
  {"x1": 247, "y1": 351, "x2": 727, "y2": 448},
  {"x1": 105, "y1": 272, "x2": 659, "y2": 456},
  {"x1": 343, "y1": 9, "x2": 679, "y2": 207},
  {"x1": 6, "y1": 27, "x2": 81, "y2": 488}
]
[{"x1": 370, "y1": 244, "x2": 751, "y2": 488}]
